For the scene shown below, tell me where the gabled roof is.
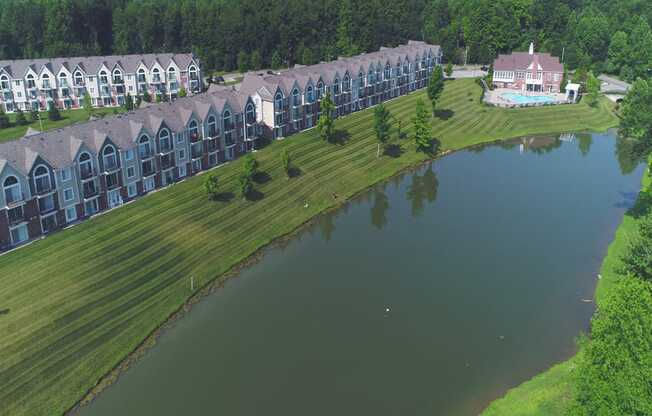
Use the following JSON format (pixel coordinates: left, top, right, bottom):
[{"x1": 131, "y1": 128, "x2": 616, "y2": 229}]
[{"x1": 494, "y1": 51, "x2": 563, "y2": 72}]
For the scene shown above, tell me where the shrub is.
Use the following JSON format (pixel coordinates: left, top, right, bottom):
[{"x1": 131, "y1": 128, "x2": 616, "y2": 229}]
[{"x1": 203, "y1": 172, "x2": 219, "y2": 199}]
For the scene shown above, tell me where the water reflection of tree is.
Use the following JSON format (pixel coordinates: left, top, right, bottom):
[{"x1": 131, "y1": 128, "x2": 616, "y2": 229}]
[
  {"x1": 370, "y1": 185, "x2": 390, "y2": 230},
  {"x1": 616, "y1": 136, "x2": 647, "y2": 175},
  {"x1": 318, "y1": 212, "x2": 337, "y2": 241},
  {"x1": 406, "y1": 163, "x2": 439, "y2": 217},
  {"x1": 577, "y1": 134, "x2": 592, "y2": 156}
]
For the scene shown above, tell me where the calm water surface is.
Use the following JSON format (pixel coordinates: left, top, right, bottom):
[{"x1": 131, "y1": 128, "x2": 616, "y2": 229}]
[{"x1": 82, "y1": 131, "x2": 644, "y2": 416}]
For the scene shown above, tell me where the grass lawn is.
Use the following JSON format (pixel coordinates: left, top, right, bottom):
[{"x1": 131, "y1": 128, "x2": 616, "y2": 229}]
[
  {"x1": 0, "y1": 79, "x2": 618, "y2": 415},
  {"x1": 0, "y1": 107, "x2": 125, "y2": 144},
  {"x1": 481, "y1": 160, "x2": 650, "y2": 415}
]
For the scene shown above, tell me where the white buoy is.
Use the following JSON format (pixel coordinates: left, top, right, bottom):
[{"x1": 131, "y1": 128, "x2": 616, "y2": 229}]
[{"x1": 385, "y1": 307, "x2": 390, "y2": 313}]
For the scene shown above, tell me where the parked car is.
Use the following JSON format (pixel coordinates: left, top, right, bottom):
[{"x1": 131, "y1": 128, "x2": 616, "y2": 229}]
[{"x1": 481, "y1": 65, "x2": 489, "y2": 71}]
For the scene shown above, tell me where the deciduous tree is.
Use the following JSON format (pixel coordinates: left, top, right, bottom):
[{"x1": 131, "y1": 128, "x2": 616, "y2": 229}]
[
  {"x1": 413, "y1": 99, "x2": 433, "y2": 153},
  {"x1": 373, "y1": 103, "x2": 391, "y2": 150},
  {"x1": 317, "y1": 92, "x2": 335, "y2": 142},
  {"x1": 427, "y1": 66, "x2": 445, "y2": 115}
]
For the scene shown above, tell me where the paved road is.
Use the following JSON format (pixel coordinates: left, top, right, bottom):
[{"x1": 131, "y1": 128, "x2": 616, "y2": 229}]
[{"x1": 598, "y1": 74, "x2": 631, "y2": 94}]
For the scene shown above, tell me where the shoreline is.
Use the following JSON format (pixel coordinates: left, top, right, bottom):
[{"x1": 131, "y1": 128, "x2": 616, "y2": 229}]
[{"x1": 65, "y1": 129, "x2": 615, "y2": 415}]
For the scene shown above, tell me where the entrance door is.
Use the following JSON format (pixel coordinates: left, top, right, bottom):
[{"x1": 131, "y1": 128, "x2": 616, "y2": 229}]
[{"x1": 108, "y1": 189, "x2": 122, "y2": 209}]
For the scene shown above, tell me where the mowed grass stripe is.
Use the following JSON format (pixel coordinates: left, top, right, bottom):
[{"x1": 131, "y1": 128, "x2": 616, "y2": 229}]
[{"x1": 0, "y1": 79, "x2": 618, "y2": 416}]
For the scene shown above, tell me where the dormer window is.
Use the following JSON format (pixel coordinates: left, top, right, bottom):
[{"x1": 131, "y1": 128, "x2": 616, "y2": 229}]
[
  {"x1": 74, "y1": 71, "x2": 84, "y2": 86},
  {"x1": 167, "y1": 67, "x2": 177, "y2": 82},
  {"x1": 159, "y1": 129, "x2": 172, "y2": 153},
  {"x1": 152, "y1": 68, "x2": 161, "y2": 83},
  {"x1": 189, "y1": 66, "x2": 198, "y2": 81},
  {"x1": 41, "y1": 73, "x2": 51, "y2": 89},
  {"x1": 333, "y1": 78, "x2": 340, "y2": 95},
  {"x1": 343, "y1": 75, "x2": 350, "y2": 92},
  {"x1": 79, "y1": 152, "x2": 94, "y2": 179},
  {"x1": 33, "y1": 165, "x2": 51, "y2": 194},
  {"x1": 137, "y1": 68, "x2": 146, "y2": 83},
  {"x1": 3, "y1": 176, "x2": 22, "y2": 204},
  {"x1": 384, "y1": 64, "x2": 391, "y2": 80},
  {"x1": 245, "y1": 103, "x2": 256, "y2": 124},
  {"x1": 102, "y1": 146, "x2": 118, "y2": 171},
  {"x1": 139, "y1": 135, "x2": 153, "y2": 159},
  {"x1": 207, "y1": 115, "x2": 218, "y2": 137},
  {"x1": 58, "y1": 72, "x2": 68, "y2": 88},
  {"x1": 0, "y1": 75, "x2": 9, "y2": 90},
  {"x1": 26, "y1": 74, "x2": 36, "y2": 89},
  {"x1": 275, "y1": 92, "x2": 284, "y2": 110},
  {"x1": 223, "y1": 111, "x2": 233, "y2": 131},
  {"x1": 99, "y1": 70, "x2": 108, "y2": 85},
  {"x1": 112, "y1": 69, "x2": 123, "y2": 84},
  {"x1": 188, "y1": 120, "x2": 199, "y2": 140},
  {"x1": 292, "y1": 88, "x2": 300, "y2": 106},
  {"x1": 317, "y1": 82, "x2": 325, "y2": 99},
  {"x1": 306, "y1": 86, "x2": 314, "y2": 103}
]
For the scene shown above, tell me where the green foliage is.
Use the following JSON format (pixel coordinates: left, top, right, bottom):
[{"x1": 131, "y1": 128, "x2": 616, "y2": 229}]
[
  {"x1": 203, "y1": 172, "x2": 219, "y2": 200},
  {"x1": 14, "y1": 109, "x2": 27, "y2": 126},
  {"x1": 82, "y1": 92, "x2": 93, "y2": 112},
  {"x1": 0, "y1": 108, "x2": 9, "y2": 129},
  {"x1": 427, "y1": 66, "x2": 445, "y2": 114},
  {"x1": 124, "y1": 93, "x2": 134, "y2": 111},
  {"x1": 317, "y1": 92, "x2": 335, "y2": 142},
  {"x1": 29, "y1": 109, "x2": 39, "y2": 123},
  {"x1": 178, "y1": 88, "x2": 187, "y2": 98},
  {"x1": 373, "y1": 103, "x2": 391, "y2": 148},
  {"x1": 584, "y1": 71, "x2": 600, "y2": 107},
  {"x1": 281, "y1": 148, "x2": 291, "y2": 177},
  {"x1": 250, "y1": 50, "x2": 262, "y2": 70},
  {"x1": 413, "y1": 99, "x2": 432, "y2": 152},
  {"x1": 620, "y1": 79, "x2": 652, "y2": 149},
  {"x1": 444, "y1": 62, "x2": 453, "y2": 77},
  {"x1": 237, "y1": 172, "x2": 253, "y2": 199},
  {"x1": 560, "y1": 68, "x2": 569, "y2": 92},
  {"x1": 620, "y1": 212, "x2": 652, "y2": 281},
  {"x1": 271, "y1": 50, "x2": 282, "y2": 70},
  {"x1": 237, "y1": 50, "x2": 249, "y2": 73},
  {"x1": 47, "y1": 103, "x2": 61, "y2": 121},
  {"x1": 571, "y1": 278, "x2": 652, "y2": 415},
  {"x1": 572, "y1": 67, "x2": 588, "y2": 85},
  {"x1": 243, "y1": 153, "x2": 259, "y2": 179},
  {"x1": 142, "y1": 90, "x2": 151, "y2": 103}
]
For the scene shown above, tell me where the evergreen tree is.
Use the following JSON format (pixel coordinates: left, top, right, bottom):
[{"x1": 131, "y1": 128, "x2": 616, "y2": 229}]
[
  {"x1": 444, "y1": 62, "x2": 453, "y2": 77},
  {"x1": 124, "y1": 94, "x2": 134, "y2": 111},
  {"x1": 178, "y1": 88, "x2": 187, "y2": 98},
  {"x1": 413, "y1": 99, "x2": 433, "y2": 153},
  {"x1": 47, "y1": 102, "x2": 61, "y2": 121},
  {"x1": 560, "y1": 68, "x2": 569, "y2": 92},
  {"x1": 301, "y1": 47, "x2": 314, "y2": 65},
  {"x1": 271, "y1": 50, "x2": 282, "y2": 70},
  {"x1": 336, "y1": 0, "x2": 355, "y2": 56},
  {"x1": 29, "y1": 109, "x2": 39, "y2": 123},
  {"x1": 14, "y1": 109, "x2": 27, "y2": 126},
  {"x1": 281, "y1": 149, "x2": 292, "y2": 177},
  {"x1": 142, "y1": 89, "x2": 151, "y2": 103},
  {"x1": 250, "y1": 50, "x2": 262, "y2": 70},
  {"x1": 238, "y1": 172, "x2": 253, "y2": 199},
  {"x1": 243, "y1": 154, "x2": 259, "y2": 179},
  {"x1": 585, "y1": 71, "x2": 600, "y2": 107},
  {"x1": 237, "y1": 51, "x2": 249, "y2": 73},
  {"x1": 317, "y1": 92, "x2": 335, "y2": 142},
  {"x1": 373, "y1": 103, "x2": 391, "y2": 150},
  {"x1": 427, "y1": 66, "x2": 445, "y2": 115},
  {"x1": 83, "y1": 92, "x2": 93, "y2": 112}
]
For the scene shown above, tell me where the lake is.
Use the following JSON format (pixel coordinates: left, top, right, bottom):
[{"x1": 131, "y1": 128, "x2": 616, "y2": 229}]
[{"x1": 81, "y1": 131, "x2": 644, "y2": 416}]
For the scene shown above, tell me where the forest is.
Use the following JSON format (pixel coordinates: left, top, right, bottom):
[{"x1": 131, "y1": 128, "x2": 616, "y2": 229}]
[{"x1": 0, "y1": 0, "x2": 651, "y2": 80}]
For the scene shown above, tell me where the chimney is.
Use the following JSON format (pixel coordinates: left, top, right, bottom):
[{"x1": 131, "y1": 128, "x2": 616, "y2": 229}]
[{"x1": 529, "y1": 42, "x2": 534, "y2": 55}]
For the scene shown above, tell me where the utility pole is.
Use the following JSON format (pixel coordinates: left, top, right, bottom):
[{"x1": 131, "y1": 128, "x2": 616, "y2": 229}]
[
  {"x1": 561, "y1": 47, "x2": 565, "y2": 64},
  {"x1": 464, "y1": 47, "x2": 469, "y2": 67}
]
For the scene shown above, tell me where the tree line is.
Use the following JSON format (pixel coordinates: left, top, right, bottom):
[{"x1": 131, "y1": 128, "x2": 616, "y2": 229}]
[{"x1": 1, "y1": 0, "x2": 652, "y2": 80}]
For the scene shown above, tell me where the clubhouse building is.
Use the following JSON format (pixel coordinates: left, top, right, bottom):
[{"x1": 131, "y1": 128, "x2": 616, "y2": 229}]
[
  {"x1": 0, "y1": 53, "x2": 202, "y2": 112},
  {"x1": 0, "y1": 41, "x2": 441, "y2": 251},
  {"x1": 492, "y1": 43, "x2": 563, "y2": 93}
]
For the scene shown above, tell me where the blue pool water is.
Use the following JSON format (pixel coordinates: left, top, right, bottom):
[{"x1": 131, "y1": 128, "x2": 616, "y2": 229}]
[{"x1": 502, "y1": 92, "x2": 556, "y2": 104}]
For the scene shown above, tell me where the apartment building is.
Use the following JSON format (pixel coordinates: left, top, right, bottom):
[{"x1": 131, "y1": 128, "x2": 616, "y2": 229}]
[
  {"x1": 0, "y1": 53, "x2": 202, "y2": 113},
  {"x1": 0, "y1": 41, "x2": 440, "y2": 252},
  {"x1": 240, "y1": 40, "x2": 441, "y2": 139}
]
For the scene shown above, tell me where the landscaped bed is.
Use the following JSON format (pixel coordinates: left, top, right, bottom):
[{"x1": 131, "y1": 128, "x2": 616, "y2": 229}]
[{"x1": 0, "y1": 79, "x2": 618, "y2": 416}]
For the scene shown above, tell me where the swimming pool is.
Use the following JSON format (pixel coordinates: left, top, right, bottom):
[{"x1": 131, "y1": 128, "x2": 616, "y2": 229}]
[{"x1": 501, "y1": 92, "x2": 556, "y2": 104}]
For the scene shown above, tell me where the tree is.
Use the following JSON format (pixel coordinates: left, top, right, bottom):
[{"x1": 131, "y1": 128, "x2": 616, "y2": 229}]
[
  {"x1": 585, "y1": 71, "x2": 600, "y2": 106},
  {"x1": 250, "y1": 50, "x2": 262, "y2": 70},
  {"x1": 178, "y1": 88, "x2": 187, "y2": 98},
  {"x1": 271, "y1": 50, "x2": 282, "y2": 70},
  {"x1": 29, "y1": 109, "x2": 39, "y2": 123},
  {"x1": 444, "y1": 62, "x2": 453, "y2": 78},
  {"x1": 373, "y1": 103, "x2": 391, "y2": 151},
  {"x1": 237, "y1": 50, "x2": 249, "y2": 73},
  {"x1": 142, "y1": 90, "x2": 151, "y2": 103},
  {"x1": 620, "y1": 79, "x2": 652, "y2": 150},
  {"x1": 83, "y1": 92, "x2": 93, "y2": 113},
  {"x1": 203, "y1": 172, "x2": 220, "y2": 200},
  {"x1": 238, "y1": 172, "x2": 253, "y2": 199},
  {"x1": 427, "y1": 66, "x2": 445, "y2": 115},
  {"x1": 0, "y1": 108, "x2": 9, "y2": 129},
  {"x1": 124, "y1": 93, "x2": 134, "y2": 111},
  {"x1": 281, "y1": 148, "x2": 292, "y2": 177},
  {"x1": 47, "y1": 102, "x2": 61, "y2": 121},
  {"x1": 606, "y1": 31, "x2": 629, "y2": 75},
  {"x1": 155, "y1": 94, "x2": 162, "y2": 103},
  {"x1": 317, "y1": 92, "x2": 335, "y2": 142},
  {"x1": 560, "y1": 68, "x2": 569, "y2": 92},
  {"x1": 572, "y1": 67, "x2": 588, "y2": 85},
  {"x1": 414, "y1": 99, "x2": 433, "y2": 153},
  {"x1": 301, "y1": 47, "x2": 314, "y2": 65},
  {"x1": 14, "y1": 109, "x2": 27, "y2": 126},
  {"x1": 620, "y1": 213, "x2": 652, "y2": 281},
  {"x1": 243, "y1": 154, "x2": 259, "y2": 179}
]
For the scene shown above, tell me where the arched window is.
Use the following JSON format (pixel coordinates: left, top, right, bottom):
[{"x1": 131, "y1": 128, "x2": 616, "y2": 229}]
[
  {"x1": 207, "y1": 115, "x2": 217, "y2": 137},
  {"x1": 167, "y1": 67, "x2": 177, "y2": 81},
  {"x1": 189, "y1": 65, "x2": 198, "y2": 80},
  {"x1": 58, "y1": 72, "x2": 67, "y2": 87},
  {"x1": 137, "y1": 68, "x2": 146, "y2": 83},
  {"x1": 152, "y1": 68, "x2": 161, "y2": 83},
  {"x1": 317, "y1": 81, "x2": 325, "y2": 99},
  {"x1": 34, "y1": 165, "x2": 51, "y2": 193},
  {"x1": 0, "y1": 75, "x2": 8, "y2": 90},
  {"x1": 3, "y1": 175, "x2": 21, "y2": 203},
  {"x1": 367, "y1": 69, "x2": 374, "y2": 84},
  {"x1": 74, "y1": 71, "x2": 84, "y2": 86},
  {"x1": 376, "y1": 66, "x2": 381, "y2": 83},
  {"x1": 26, "y1": 73, "x2": 35, "y2": 89},
  {"x1": 99, "y1": 70, "x2": 108, "y2": 85},
  {"x1": 403, "y1": 61, "x2": 409, "y2": 75},
  {"x1": 274, "y1": 92, "x2": 283, "y2": 110},
  {"x1": 112, "y1": 69, "x2": 123, "y2": 84},
  {"x1": 41, "y1": 73, "x2": 51, "y2": 89},
  {"x1": 223, "y1": 110, "x2": 232, "y2": 131},
  {"x1": 384, "y1": 64, "x2": 391, "y2": 80},
  {"x1": 188, "y1": 120, "x2": 199, "y2": 139},
  {"x1": 103, "y1": 145, "x2": 117, "y2": 170},
  {"x1": 138, "y1": 135, "x2": 152, "y2": 159},
  {"x1": 333, "y1": 78, "x2": 340, "y2": 95},
  {"x1": 306, "y1": 85, "x2": 314, "y2": 103},
  {"x1": 292, "y1": 88, "x2": 300, "y2": 106},
  {"x1": 246, "y1": 103, "x2": 256, "y2": 124},
  {"x1": 358, "y1": 71, "x2": 364, "y2": 86},
  {"x1": 159, "y1": 129, "x2": 171, "y2": 152},
  {"x1": 343, "y1": 74, "x2": 350, "y2": 92}
]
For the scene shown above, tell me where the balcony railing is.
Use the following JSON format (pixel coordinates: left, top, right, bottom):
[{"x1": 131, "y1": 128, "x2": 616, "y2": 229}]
[
  {"x1": 207, "y1": 139, "x2": 218, "y2": 153},
  {"x1": 83, "y1": 181, "x2": 99, "y2": 199},
  {"x1": 38, "y1": 195, "x2": 56, "y2": 214},
  {"x1": 139, "y1": 149, "x2": 154, "y2": 160},
  {"x1": 191, "y1": 145, "x2": 203, "y2": 159},
  {"x1": 160, "y1": 155, "x2": 174, "y2": 170},
  {"x1": 80, "y1": 165, "x2": 96, "y2": 180},
  {"x1": 103, "y1": 158, "x2": 119, "y2": 172},
  {"x1": 7, "y1": 206, "x2": 24, "y2": 226},
  {"x1": 35, "y1": 179, "x2": 52, "y2": 195}
]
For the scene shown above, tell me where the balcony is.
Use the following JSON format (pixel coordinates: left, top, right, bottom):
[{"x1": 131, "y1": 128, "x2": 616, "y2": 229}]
[
  {"x1": 0, "y1": 82, "x2": 9, "y2": 91},
  {"x1": 35, "y1": 178, "x2": 52, "y2": 196},
  {"x1": 103, "y1": 158, "x2": 119, "y2": 173},
  {"x1": 38, "y1": 194, "x2": 56, "y2": 214},
  {"x1": 224, "y1": 132, "x2": 235, "y2": 147},
  {"x1": 139, "y1": 148, "x2": 154, "y2": 160},
  {"x1": 3, "y1": 92, "x2": 13, "y2": 102},
  {"x1": 113, "y1": 77, "x2": 124, "y2": 85},
  {"x1": 105, "y1": 171, "x2": 120, "y2": 190},
  {"x1": 191, "y1": 144, "x2": 203, "y2": 159},
  {"x1": 207, "y1": 139, "x2": 219, "y2": 153},
  {"x1": 142, "y1": 160, "x2": 156, "y2": 177},
  {"x1": 80, "y1": 165, "x2": 96, "y2": 180},
  {"x1": 160, "y1": 154, "x2": 175, "y2": 170},
  {"x1": 4, "y1": 189, "x2": 24, "y2": 206},
  {"x1": 83, "y1": 180, "x2": 99, "y2": 199},
  {"x1": 189, "y1": 132, "x2": 201, "y2": 143},
  {"x1": 206, "y1": 128, "x2": 219, "y2": 139},
  {"x1": 7, "y1": 206, "x2": 25, "y2": 226},
  {"x1": 151, "y1": 75, "x2": 162, "y2": 84},
  {"x1": 100, "y1": 86, "x2": 111, "y2": 97}
]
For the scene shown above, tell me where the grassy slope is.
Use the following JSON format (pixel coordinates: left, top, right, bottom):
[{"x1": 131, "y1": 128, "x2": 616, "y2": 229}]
[
  {"x1": 0, "y1": 108, "x2": 124, "y2": 144},
  {"x1": 482, "y1": 162, "x2": 650, "y2": 415},
  {"x1": 0, "y1": 79, "x2": 618, "y2": 416}
]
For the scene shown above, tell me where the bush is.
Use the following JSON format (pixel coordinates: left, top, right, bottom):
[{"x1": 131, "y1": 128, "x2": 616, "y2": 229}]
[
  {"x1": 203, "y1": 172, "x2": 219, "y2": 199},
  {"x1": 238, "y1": 172, "x2": 253, "y2": 199},
  {"x1": 243, "y1": 154, "x2": 258, "y2": 179},
  {"x1": 14, "y1": 109, "x2": 28, "y2": 126},
  {"x1": 620, "y1": 213, "x2": 652, "y2": 281},
  {"x1": 0, "y1": 109, "x2": 9, "y2": 129},
  {"x1": 29, "y1": 109, "x2": 39, "y2": 123},
  {"x1": 281, "y1": 149, "x2": 291, "y2": 177},
  {"x1": 571, "y1": 278, "x2": 652, "y2": 415},
  {"x1": 47, "y1": 103, "x2": 61, "y2": 121}
]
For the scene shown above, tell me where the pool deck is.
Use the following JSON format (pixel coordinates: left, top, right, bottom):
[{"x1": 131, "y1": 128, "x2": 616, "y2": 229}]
[{"x1": 485, "y1": 88, "x2": 570, "y2": 108}]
